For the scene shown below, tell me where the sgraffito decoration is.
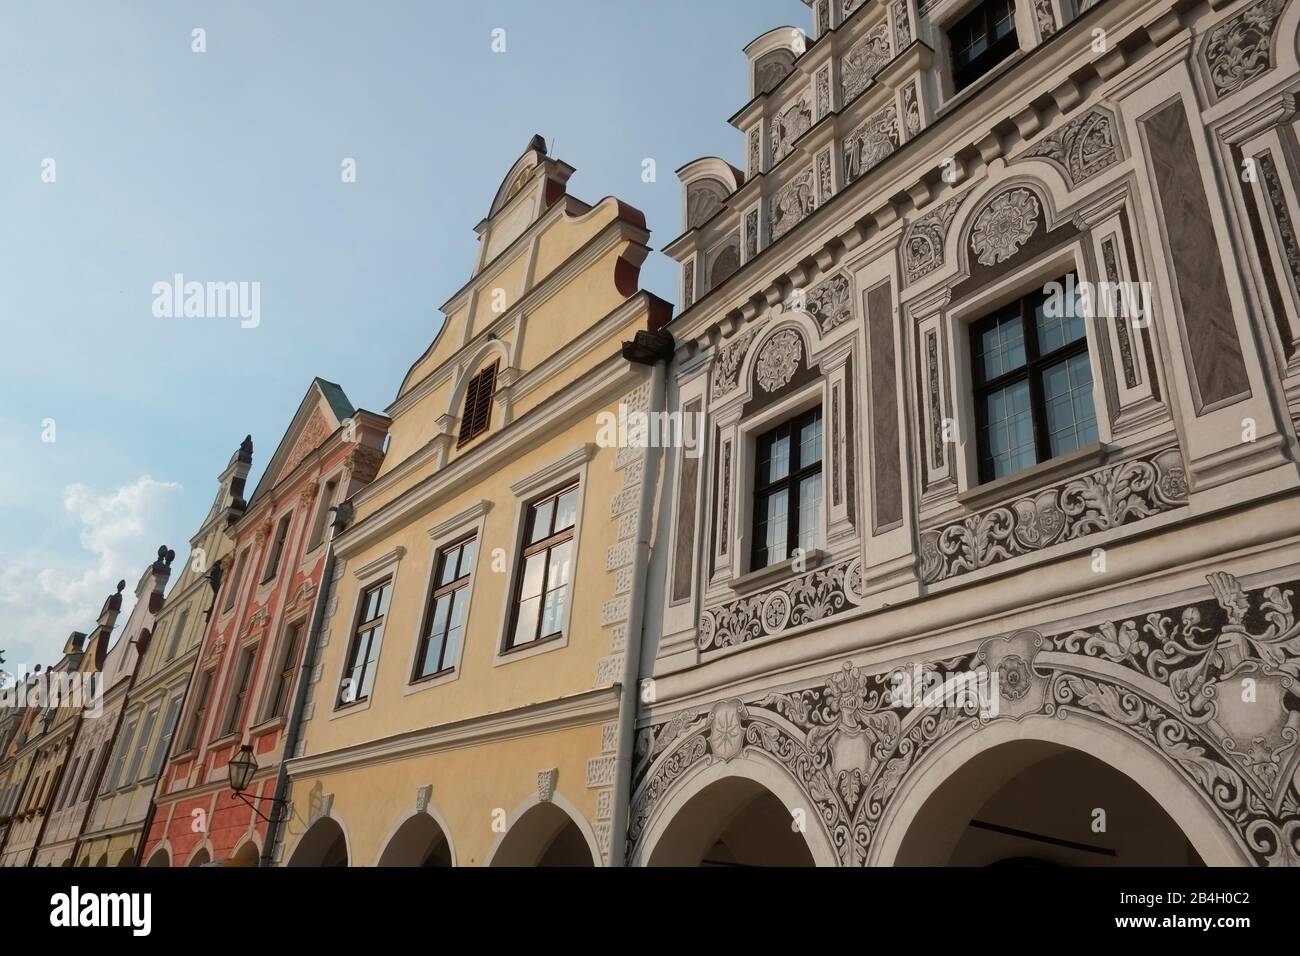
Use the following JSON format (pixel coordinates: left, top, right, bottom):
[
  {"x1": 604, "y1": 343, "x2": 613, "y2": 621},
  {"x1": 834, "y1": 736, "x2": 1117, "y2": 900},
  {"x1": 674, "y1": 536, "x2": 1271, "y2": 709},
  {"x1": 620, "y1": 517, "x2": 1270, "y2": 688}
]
[
  {"x1": 1202, "y1": 0, "x2": 1287, "y2": 101},
  {"x1": 919, "y1": 446, "x2": 1188, "y2": 583},
  {"x1": 903, "y1": 194, "x2": 963, "y2": 283},
  {"x1": 969, "y1": 187, "x2": 1041, "y2": 266},
  {"x1": 1022, "y1": 107, "x2": 1122, "y2": 188},
  {"x1": 633, "y1": 573, "x2": 1300, "y2": 866}
]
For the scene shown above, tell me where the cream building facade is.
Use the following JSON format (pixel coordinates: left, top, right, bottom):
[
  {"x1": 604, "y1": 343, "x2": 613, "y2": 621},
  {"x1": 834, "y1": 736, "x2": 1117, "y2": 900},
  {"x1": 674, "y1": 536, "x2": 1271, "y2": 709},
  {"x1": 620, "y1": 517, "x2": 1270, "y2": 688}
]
[
  {"x1": 633, "y1": 0, "x2": 1300, "y2": 866},
  {"x1": 76, "y1": 438, "x2": 250, "y2": 868},
  {"x1": 275, "y1": 138, "x2": 672, "y2": 867}
]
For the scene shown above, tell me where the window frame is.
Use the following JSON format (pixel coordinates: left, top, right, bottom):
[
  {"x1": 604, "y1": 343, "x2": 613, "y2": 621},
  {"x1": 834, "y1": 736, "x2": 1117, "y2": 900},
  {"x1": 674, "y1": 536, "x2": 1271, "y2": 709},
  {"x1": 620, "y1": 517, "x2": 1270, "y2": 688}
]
[
  {"x1": 457, "y1": 360, "x2": 500, "y2": 447},
  {"x1": 946, "y1": 0, "x2": 1021, "y2": 94},
  {"x1": 222, "y1": 550, "x2": 249, "y2": 614},
  {"x1": 503, "y1": 483, "x2": 580, "y2": 654},
  {"x1": 260, "y1": 617, "x2": 305, "y2": 723},
  {"x1": 260, "y1": 511, "x2": 294, "y2": 585},
  {"x1": 969, "y1": 272, "x2": 1096, "y2": 482},
  {"x1": 749, "y1": 406, "x2": 826, "y2": 571},
  {"x1": 412, "y1": 536, "x2": 478, "y2": 684},
  {"x1": 217, "y1": 642, "x2": 259, "y2": 739},
  {"x1": 336, "y1": 578, "x2": 393, "y2": 710},
  {"x1": 143, "y1": 692, "x2": 184, "y2": 782},
  {"x1": 943, "y1": 241, "x2": 1113, "y2": 496},
  {"x1": 124, "y1": 704, "x2": 159, "y2": 784},
  {"x1": 164, "y1": 606, "x2": 189, "y2": 662},
  {"x1": 306, "y1": 477, "x2": 340, "y2": 553},
  {"x1": 179, "y1": 667, "x2": 214, "y2": 754}
]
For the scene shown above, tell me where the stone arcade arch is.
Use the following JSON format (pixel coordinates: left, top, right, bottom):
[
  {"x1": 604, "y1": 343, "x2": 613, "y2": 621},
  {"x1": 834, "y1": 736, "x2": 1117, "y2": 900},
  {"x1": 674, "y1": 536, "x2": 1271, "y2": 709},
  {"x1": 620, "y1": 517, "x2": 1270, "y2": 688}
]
[
  {"x1": 869, "y1": 716, "x2": 1250, "y2": 867},
  {"x1": 634, "y1": 756, "x2": 839, "y2": 867},
  {"x1": 145, "y1": 847, "x2": 169, "y2": 868},
  {"x1": 375, "y1": 811, "x2": 454, "y2": 867},
  {"x1": 228, "y1": 839, "x2": 260, "y2": 867},
  {"x1": 487, "y1": 796, "x2": 600, "y2": 867},
  {"x1": 115, "y1": 849, "x2": 135, "y2": 867},
  {"x1": 286, "y1": 817, "x2": 349, "y2": 867},
  {"x1": 186, "y1": 847, "x2": 210, "y2": 868}
]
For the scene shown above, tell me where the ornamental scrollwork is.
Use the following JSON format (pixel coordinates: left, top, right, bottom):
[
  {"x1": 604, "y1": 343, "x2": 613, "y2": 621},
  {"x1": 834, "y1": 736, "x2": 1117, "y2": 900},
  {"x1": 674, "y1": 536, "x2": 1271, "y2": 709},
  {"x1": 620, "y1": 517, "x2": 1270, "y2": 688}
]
[
  {"x1": 1023, "y1": 107, "x2": 1122, "y2": 189},
  {"x1": 804, "y1": 273, "x2": 853, "y2": 332},
  {"x1": 969, "y1": 187, "x2": 1041, "y2": 266},
  {"x1": 769, "y1": 167, "x2": 817, "y2": 242},
  {"x1": 711, "y1": 323, "x2": 764, "y2": 399},
  {"x1": 843, "y1": 105, "x2": 898, "y2": 186},
  {"x1": 771, "y1": 96, "x2": 813, "y2": 167},
  {"x1": 686, "y1": 179, "x2": 729, "y2": 230},
  {"x1": 633, "y1": 573, "x2": 1300, "y2": 866},
  {"x1": 755, "y1": 329, "x2": 803, "y2": 393},
  {"x1": 1202, "y1": 0, "x2": 1287, "y2": 101},
  {"x1": 903, "y1": 194, "x2": 963, "y2": 284},
  {"x1": 918, "y1": 446, "x2": 1188, "y2": 584},
  {"x1": 698, "y1": 559, "x2": 862, "y2": 653},
  {"x1": 841, "y1": 22, "x2": 892, "y2": 104}
]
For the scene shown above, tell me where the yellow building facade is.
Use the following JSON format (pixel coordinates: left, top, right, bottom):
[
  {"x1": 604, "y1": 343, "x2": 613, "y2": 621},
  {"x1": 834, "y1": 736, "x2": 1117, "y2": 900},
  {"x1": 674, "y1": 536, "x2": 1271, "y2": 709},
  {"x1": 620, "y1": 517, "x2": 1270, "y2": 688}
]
[{"x1": 273, "y1": 138, "x2": 672, "y2": 866}]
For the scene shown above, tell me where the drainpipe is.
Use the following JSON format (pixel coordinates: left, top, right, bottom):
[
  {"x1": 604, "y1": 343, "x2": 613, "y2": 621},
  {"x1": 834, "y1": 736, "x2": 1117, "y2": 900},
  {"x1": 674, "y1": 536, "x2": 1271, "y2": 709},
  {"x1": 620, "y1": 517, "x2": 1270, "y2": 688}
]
[
  {"x1": 608, "y1": 340, "x2": 670, "y2": 866},
  {"x1": 260, "y1": 504, "x2": 350, "y2": 867}
]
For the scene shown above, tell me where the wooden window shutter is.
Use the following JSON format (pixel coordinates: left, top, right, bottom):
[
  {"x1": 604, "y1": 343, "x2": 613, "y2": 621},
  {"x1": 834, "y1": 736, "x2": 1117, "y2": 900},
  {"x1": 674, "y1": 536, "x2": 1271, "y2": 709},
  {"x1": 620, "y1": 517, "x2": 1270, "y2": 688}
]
[{"x1": 458, "y1": 361, "x2": 499, "y2": 446}]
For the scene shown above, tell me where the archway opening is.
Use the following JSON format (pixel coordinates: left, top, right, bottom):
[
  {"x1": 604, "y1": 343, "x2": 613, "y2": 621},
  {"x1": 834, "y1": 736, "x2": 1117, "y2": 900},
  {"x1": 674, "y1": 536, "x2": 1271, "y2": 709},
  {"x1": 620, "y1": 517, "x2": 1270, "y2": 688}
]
[
  {"x1": 115, "y1": 849, "x2": 135, "y2": 868},
  {"x1": 648, "y1": 775, "x2": 814, "y2": 867},
  {"x1": 145, "y1": 848, "x2": 169, "y2": 868},
  {"x1": 894, "y1": 741, "x2": 1204, "y2": 866},
  {"x1": 187, "y1": 848, "x2": 210, "y2": 868},
  {"x1": 491, "y1": 804, "x2": 594, "y2": 867},
  {"x1": 377, "y1": 813, "x2": 452, "y2": 867},
  {"x1": 227, "y1": 841, "x2": 260, "y2": 867},
  {"x1": 287, "y1": 818, "x2": 349, "y2": 867},
  {"x1": 93, "y1": 853, "x2": 109, "y2": 868}
]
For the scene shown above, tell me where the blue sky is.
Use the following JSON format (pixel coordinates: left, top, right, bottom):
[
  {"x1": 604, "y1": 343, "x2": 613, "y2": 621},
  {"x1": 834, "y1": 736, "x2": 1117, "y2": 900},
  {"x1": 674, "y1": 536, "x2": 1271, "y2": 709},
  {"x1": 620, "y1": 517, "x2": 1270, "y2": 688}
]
[{"x1": 0, "y1": 0, "x2": 802, "y2": 671}]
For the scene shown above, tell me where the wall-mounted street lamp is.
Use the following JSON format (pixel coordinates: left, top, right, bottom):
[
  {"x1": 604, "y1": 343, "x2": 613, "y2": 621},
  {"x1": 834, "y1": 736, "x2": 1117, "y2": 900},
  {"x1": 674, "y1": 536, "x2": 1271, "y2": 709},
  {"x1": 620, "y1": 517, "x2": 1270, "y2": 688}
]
[{"x1": 228, "y1": 745, "x2": 289, "y2": 824}]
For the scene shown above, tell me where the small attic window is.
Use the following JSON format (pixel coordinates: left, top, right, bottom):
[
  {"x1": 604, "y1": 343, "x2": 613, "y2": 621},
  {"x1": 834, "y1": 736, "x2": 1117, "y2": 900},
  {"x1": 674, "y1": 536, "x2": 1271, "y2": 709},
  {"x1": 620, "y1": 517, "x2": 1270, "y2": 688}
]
[{"x1": 458, "y1": 361, "x2": 499, "y2": 447}]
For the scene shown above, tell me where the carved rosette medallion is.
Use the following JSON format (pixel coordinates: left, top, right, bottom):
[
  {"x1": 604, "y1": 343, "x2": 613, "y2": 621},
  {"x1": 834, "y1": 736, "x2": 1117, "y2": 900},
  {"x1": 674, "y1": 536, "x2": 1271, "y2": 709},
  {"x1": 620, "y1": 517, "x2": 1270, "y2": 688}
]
[
  {"x1": 970, "y1": 188, "x2": 1041, "y2": 266},
  {"x1": 755, "y1": 329, "x2": 803, "y2": 392}
]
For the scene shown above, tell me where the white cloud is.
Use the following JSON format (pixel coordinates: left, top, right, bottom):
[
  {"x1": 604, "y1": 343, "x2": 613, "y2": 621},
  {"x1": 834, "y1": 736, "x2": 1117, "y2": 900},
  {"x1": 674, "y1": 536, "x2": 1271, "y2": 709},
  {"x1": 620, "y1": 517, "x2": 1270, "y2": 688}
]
[{"x1": 0, "y1": 475, "x2": 183, "y2": 674}]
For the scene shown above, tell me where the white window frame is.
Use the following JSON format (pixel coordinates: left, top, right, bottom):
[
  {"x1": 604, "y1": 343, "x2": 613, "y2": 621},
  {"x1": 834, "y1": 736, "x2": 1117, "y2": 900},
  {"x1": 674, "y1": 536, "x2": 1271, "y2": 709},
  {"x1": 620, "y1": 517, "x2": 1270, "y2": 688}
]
[{"x1": 329, "y1": 546, "x2": 406, "y2": 720}]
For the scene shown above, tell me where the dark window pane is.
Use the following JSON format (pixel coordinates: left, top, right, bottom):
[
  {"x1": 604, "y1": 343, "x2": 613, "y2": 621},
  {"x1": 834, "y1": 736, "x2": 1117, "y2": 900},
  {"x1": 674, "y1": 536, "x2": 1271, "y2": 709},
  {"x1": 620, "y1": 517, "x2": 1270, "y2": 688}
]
[
  {"x1": 980, "y1": 380, "x2": 1036, "y2": 479},
  {"x1": 975, "y1": 311, "x2": 1026, "y2": 380},
  {"x1": 797, "y1": 473, "x2": 823, "y2": 553},
  {"x1": 798, "y1": 410, "x2": 823, "y2": 467},
  {"x1": 1042, "y1": 353, "x2": 1099, "y2": 456}
]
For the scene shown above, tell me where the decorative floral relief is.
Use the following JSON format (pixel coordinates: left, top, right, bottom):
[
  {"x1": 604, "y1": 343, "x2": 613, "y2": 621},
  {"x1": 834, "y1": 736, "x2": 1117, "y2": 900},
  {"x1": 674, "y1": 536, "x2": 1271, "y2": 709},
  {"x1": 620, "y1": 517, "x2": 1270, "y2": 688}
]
[
  {"x1": 919, "y1": 447, "x2": 1188, "y2": 583},
  {"x1": 1203, "y1": 0, "x2": 1286, "y2": 100},
  {"x1": 633, "y1": 573, "x2": 1300, "y2": 866},
  {"x1": 892, "y1": 0, "x2": 912, "y2": 49},
  {"x1": 816, "y1": 68, "x2": 831, "y2": 119},
  {"x1": 1023, "y1": 107, "x2": 1121, "y2": 188},
  {"x1": 926, "y1": 330, "x2": 943, "y2": 468},
  {"x1": 771, "y1": 96, "x2": 813, "y2": 166},
  {"x1": 1102, "y1": 237, "x2": 1138, "y2": 389},
  {"x1": 841, "y1": 23, "x2": 892, "y2": 103},
  {"x1": 769, "y1": 167, "x2": 817, "y2": 242},
  {"x1": 843, "y1": 104, "x2": 898, "y2": 185},
  {"x1": 745, "y1": 207, "x2": 759, "y2": 260},
  {"x1": 842, "y1": 0, "x2": 869, "y2": 19},
  {"x1": 698, "y1": 559, "x2": 863, "y2": 653},
  {"x1": 902, "y1": 194, "x2": 963, "y2": 284},
  {"x1": 748, "y1": 127, "x2": 761, "y2": 178},
  {"x1": 969, "y1": 187, "x2": 1041, "y2": 266},
  {"x1": 755, "y1": 329, "x2": 804, "y2": 392},
  {"x1": 901, "y1": 81, "x2": 920, "y2": 137},
  {"x1": 683, "y1": 260, "x2": 695, "y2": 308},
  {"x1": 816, "y1": 149, "x2": 833, "y2": 204},
  {"x1": 686, "y1": 179, "x2": 729, "y2": 229},
  {"x1": 805, "y1": 273, "x2": 853, "y2": 332},
  {"x1": 712, "y1": 324, "x2": 763, "y2": 399},
  {"x1": 1033, "y1": 0, "x2": 1057, "y2": 39},
  {"x1": 1259, "y1": 151, "x2": 1300, "y2": 292},
  {"x1": 817, "y1": 0, "x2": 831, "y2": 38}
]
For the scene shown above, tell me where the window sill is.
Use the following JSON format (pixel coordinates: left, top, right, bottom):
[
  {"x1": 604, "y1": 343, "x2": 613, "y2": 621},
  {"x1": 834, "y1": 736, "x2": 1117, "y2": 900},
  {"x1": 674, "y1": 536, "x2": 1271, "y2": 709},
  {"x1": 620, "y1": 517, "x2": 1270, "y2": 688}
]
[
  {"x1": 248, "y1": 716, "x2": 286, "y2": 736},
  {"x1": 330, "y1": 697, "x2": 372, "y2": 719},
  {"x1": 957, "y1": 442, "x2": 1110, "y2": 511},
  {"x1": 208, "y1": 731, "x2": 240, "y2": 750},
  {"x1": 492, "y1": 631, "x2": 568, "y2": 667},
  {"x1": 729, "y1": 549, "x2": 829, "y2": 595},
  {"x1": 169, "y1": 748, "x2": 198, "y2": 765}
]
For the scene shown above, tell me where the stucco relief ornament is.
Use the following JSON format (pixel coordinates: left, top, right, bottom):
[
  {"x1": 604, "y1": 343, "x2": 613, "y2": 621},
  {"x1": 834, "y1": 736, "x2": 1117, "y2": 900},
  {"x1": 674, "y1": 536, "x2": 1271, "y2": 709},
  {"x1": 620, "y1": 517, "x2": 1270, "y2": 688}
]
[
  {"x1": 1203, "y1": 0, "x2": 1287, "y2": 99},
  {"x1": 805, "y1": 273, "x2": 852, "y2": 331},
  {"x1": 771, "y1": 97, "x2": 813, "y2": 166},
  {"x1": 708, "y1": 700, "x2": 748, "y2": 762},
  {"x1": 755, "y1": 329, "x2": 803, "y2": 392},
  {"x1": 1024, "y1": 108, "x2": 1121, "y2": 188},
  {"x1": 970, "y1": 188, "x2": 1041, "y2": 266},
  {"x1": 903, "y1": 194, "x2": 963, "y2": 284},
  {"x1": 712, "y1": 324, "x2": 763, "y2": 399},
  {"x1": 769, "y1": 168, "x2": 817, "y2": 241}
]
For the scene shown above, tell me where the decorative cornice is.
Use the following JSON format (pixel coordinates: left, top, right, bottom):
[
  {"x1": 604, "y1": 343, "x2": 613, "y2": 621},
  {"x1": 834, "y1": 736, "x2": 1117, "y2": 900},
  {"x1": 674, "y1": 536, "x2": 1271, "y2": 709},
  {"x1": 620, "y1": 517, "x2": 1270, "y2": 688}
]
[
  {"x1": 351, "y1": 545, "x2": 405, "y2": 582},
  {"x1": 510, "y1": 445, "x2": 596, "y2": 498},
  {"x1": 427, "y1": 500, "x2": 493, "y2": 541}
]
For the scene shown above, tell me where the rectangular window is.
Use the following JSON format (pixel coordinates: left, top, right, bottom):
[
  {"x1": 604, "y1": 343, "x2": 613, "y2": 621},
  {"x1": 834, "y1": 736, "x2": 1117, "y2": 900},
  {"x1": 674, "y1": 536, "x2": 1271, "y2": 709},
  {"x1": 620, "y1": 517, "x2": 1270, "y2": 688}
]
[
  {"x1": 949, "y1": 0, "x2": 1018, "y2": 91},
  {"x1": 55, "y1": 756, "x2": 80, "y2": 808},
  {"x1": 507, "y1": 486, "x2": 578, "y2": 650},
  {"x1": 971, "y1": 273, "x2": 1098, "y2": 482},
  {"x1": 261, "y1": 512, "x2": 293, "y2": 583},
  {"x1": 124, "y1": 705, "x2": 158, "y2": 783},
  {"x1": 81, "y1": 747, "x2": 107, "y2": 801},
  {"x1": 338, "y1": 579, "x2": 392, "y2": 706},
  {"x1": 307, "y1": 479, "x2": 339, "y2": 552},
  {"x1": 181, "y1": 669, "x2": 213, "y2": 752},
  {"x1": 165, "y1": 607, "x2": 189, "y2": 662},
  {"x1": 264, "y1": 621, "x2": 304, "y2": 720},
  {"x1": 223, "y1": 550, "x2": 248, "y2": 612},
  {"x1": 751, "y1": 407, "x2": 823, "y2": 570},
  {"x1": 145, "y1": 694, "x2": 184, "y2": 781},
  {"x1": 414, "y1": 537, "x2": 477, "y2": 680},
  {"x1": 220, "y1": 645, "x2": 258, "y2": 737},
  {"x1": 102, "y1": 720, "x2": 136, "y2": 794},
  {"x1": 458, "y1": 361, "x2": 499, "y2": 446}
]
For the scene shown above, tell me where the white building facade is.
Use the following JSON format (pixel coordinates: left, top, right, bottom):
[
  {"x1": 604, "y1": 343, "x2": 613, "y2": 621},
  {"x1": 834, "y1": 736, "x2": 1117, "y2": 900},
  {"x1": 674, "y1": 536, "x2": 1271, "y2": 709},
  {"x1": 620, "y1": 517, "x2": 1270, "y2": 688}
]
[{"x1": 635, "y1": 0, "x2": 1300, "y2": 866}]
